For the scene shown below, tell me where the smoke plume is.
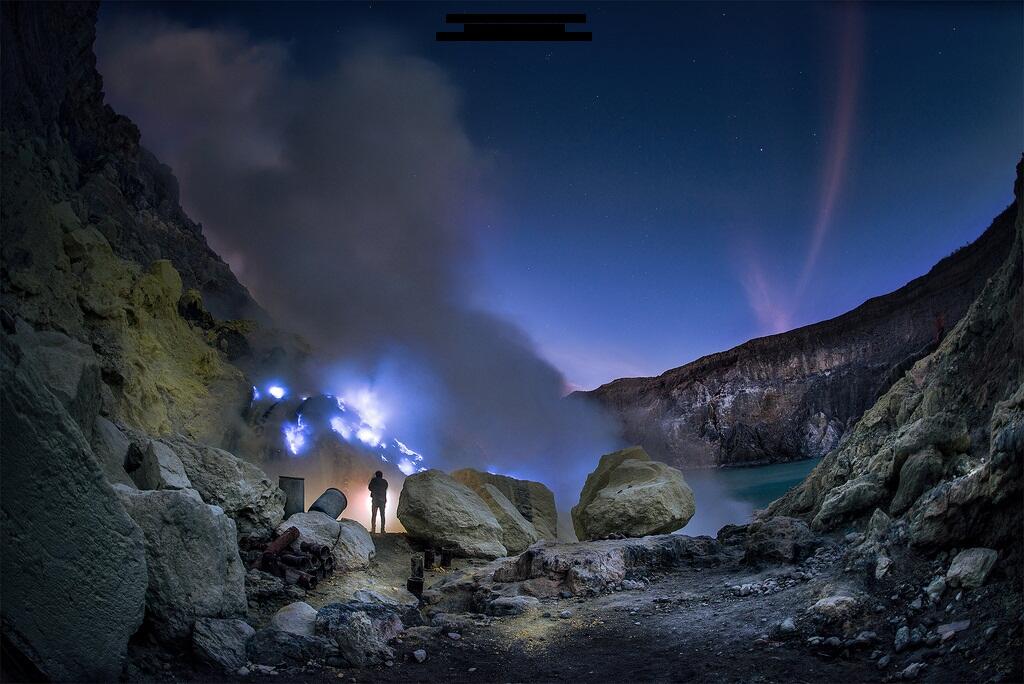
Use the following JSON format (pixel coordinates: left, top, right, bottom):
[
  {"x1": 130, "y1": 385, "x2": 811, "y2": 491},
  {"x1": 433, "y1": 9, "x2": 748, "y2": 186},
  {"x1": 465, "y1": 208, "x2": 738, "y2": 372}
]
[{"x1": 96, "y1": 15, "x2": 621, "y2": 504}]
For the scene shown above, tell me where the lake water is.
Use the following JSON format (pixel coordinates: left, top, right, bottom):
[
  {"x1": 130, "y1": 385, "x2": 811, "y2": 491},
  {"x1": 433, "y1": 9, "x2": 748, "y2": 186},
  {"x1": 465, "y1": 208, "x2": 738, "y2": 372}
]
[{"x1": 680, "y1": 458, "x2": 822, "y2": 537}]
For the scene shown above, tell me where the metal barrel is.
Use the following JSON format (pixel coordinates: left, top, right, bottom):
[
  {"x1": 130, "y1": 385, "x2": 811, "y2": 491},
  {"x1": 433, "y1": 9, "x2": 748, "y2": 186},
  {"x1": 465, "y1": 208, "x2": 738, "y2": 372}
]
[
  {"x1": 308, "y1": 487, "x2": 347, "y2": 519},
  {"x1": 406, "y1": 576, "x2": 424, "y2": 598},
  {"x1": 279, "y1": 476, "x2": 305, "y2": 519}
]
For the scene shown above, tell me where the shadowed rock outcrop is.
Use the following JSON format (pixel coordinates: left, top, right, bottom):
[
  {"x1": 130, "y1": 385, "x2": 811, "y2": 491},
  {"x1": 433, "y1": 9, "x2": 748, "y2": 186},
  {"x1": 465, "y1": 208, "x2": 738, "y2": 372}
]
[
  {"x1": 576, "y1": 203, "x2": 1015, "y2": 469},
  {"x1": 768, "y1": 161, "x2": 1023, "y2": 549},
  {"x1": 1, "y1": 336, "x2": 147, "y2": 681}
]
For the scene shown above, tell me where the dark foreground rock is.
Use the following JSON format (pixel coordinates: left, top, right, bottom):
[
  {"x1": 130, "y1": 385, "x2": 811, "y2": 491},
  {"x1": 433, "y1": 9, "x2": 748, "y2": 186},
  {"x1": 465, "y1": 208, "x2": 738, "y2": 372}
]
[{"x1": 1, "y1": 336, "x2": 148, "y2": 681}]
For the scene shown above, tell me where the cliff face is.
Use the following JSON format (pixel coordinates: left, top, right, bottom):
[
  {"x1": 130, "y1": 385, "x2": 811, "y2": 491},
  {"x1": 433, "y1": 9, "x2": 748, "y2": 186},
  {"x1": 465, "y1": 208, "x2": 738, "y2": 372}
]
[
  {"x1": 769, "y1": 160, "x2": 1023, "y2": 549},
  {"x1": 577, "y1": 203, "x2": 1016, "y2": 470},
  {"x1": 1, "y1": 2, "x2": 263, "y2": 323}
]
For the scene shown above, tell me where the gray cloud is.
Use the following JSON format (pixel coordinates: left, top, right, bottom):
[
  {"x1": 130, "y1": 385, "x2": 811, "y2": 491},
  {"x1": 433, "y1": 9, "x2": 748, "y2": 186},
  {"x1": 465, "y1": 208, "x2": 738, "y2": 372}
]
[{"x1": 97, "y1": 16, "x2": 621, "y2": 501}]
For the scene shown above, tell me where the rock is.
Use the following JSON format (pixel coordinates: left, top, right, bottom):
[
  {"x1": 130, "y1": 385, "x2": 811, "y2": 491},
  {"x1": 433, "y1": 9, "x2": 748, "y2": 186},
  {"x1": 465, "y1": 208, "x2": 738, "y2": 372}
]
[
  {"x1": 559, "y1": 610, "x2": 573, "y2": 619},
  {"x1": 621, "y1": 579, "x2": 645, "y2": 590},
  {"x1": 451, "y1": 468, "x2": 558, "y2": 539},
  {"x1": 116, "y1": 486, "x2": 247, "y2": 641},
  {"x1": 397, "y1": 470, "x2": 506, "y2": 558},
  {"x1": 909, "y1": 597, "x2": 923, "y2": 610},
  {"x1": 163, "y1": 436, "x2": 285, "y2": 536},
  {"x1": 315, "y1": 610, "x2": 391, "y2": 667},
  {"x1": 90, "y1": 416, "x2": 136, "y2": 487},
  {"x1": 890, "y1": 446, "x2": 944, "y2": 515},
  {"x1": 245, "y1": 569, "x2": 286, "y2": 601},
  {"x1": 743, "y1": 516, "x2": 818, "y2": 564},
  {"x1": 877, "y1": 654, "x2": 892, "y2": 669},
  {"x1": 900, "y1": 662, "x2": 926, "y2": 680},
  {"x1": 1, "y1": 337, "x2": 147, "y2": 681},
  {"x1": 192, "y1": 618, "x2": 255, "y2": 673},
  {"x1": 316, "y1": 601, "x2": 405, "y2": 646},
  {"x1": 247, "y1": 628, "x2": 339, "y2": 667},
  {"x1": 447, "y1": 632, "x2": 461, "y2": 640},
  {"x1": 925, "y1": 576, "x2": 946, "y2": 604},
  {"x1": 270, "y1": 602, "x2": 318, "y2": 637},
  {"x1": 571, "y1": 446, "x2": 695, "y2": 540},
  {"x1": 8, "y1": 324, "x2": 102, "y2": 438},
  {"x1": 484, "y1": 535, "x2": 720, "y2": 598},
  {"x1": 412, "y1": 649, "x2": 427, "y2": 663},
  {"x1": 809, "y1": 595, "x2": 859, "y2": 621},
  {"x1": 894, "y1": 625, "x2": 911, "y2": 652},
  {"x1": 867, "y1": 508, "x2": 892, "y2": 537},
  {"x1": 477, "y1": 483, "x2": 541, "y2": 553},
  {"x1": 811, "y1": 476, "x2": 884, "y2": 531},
  {"x1": 775, "y1": 617, "x2": 797, "y2": 636},
  {"x1": 275, "y1": 512, "x2": 375, "y2": 571},
  {"x1": 875, "y1": 555, "x2": 893, "y2": 579},
  {"x1": 946, "y1": 548, "x2": 998, "y2": 589},
  {"x1": 128, "y1": 439, "x2": 192, "y2": 491},
  {"x1": 936, "y1": 619, "x2": 971, "y2": 637},
  {"x1": 487, "y1": 595, "x2": 540, "y2": 616}
]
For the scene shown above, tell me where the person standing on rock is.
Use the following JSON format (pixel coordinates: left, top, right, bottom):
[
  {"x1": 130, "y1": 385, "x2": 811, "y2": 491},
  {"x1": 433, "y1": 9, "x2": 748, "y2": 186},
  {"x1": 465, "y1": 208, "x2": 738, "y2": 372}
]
[{"x1": 369, "y1": 470, "x2": 388, "y2": 534}]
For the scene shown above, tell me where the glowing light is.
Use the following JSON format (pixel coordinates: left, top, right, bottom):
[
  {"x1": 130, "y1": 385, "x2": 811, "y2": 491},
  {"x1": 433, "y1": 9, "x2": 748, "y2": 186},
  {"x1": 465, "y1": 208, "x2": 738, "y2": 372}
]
[
  {"x1": 397, "y1": 457, "x2": 417, "y2": 476},
  {"x1": 268, "y1": 385, "x2": 286, "y2": 400},
  {"x1": 252, "y1": 386, "x2": 260, "y2": 401},
  {"x1": 395, "y1": 439, "x2": 423, "y2": 462},
  {"x1": 329, "y1": 416, "x2": 352, "y2": 440},
  {"x1": 342, "y1": 389, "x2": 386, "y2": 430},
  {"x1": 283, "y1": 416, "x2": 308, "y2": 455},
  {"x1": 356, "y1": 427, "x2": 381, "y2": 447}
]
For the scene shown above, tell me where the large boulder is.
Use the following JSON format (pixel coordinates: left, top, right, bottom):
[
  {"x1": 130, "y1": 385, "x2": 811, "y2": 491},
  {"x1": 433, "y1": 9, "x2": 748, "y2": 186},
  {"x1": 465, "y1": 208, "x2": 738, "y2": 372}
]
[
  {"x1": 116, "y1": 486, "x2": 247, "y2": 641},
  {"x1": 946, "y1": 548, "x2": 999, "y2": 589},
  {"x1": 314, "y1": 603, "x2": 397, "y2": 667},
  {"x1": 476, "y1": 483, "x2": 541, "y2": 553},
  {"x1": 247, "y1": 628, "x2": 339, "y2": 668},
  {"x1": 90, "y1": 416, "x2": 137, "y2": 488},
  {"x1": 451, "y1": 468, "x2": 558, "y2": 539},
  {"x1": 571, "y1": 447, "x2": 695, "y2": 540},
  {"x1": 742, "y1": 516, "x2": 819, "y2": 565},
  {"x1": 9, "y1": 323, "x2": 103, "y2": 438},
  {"x1": 397, "y1": 470, "x2": 506, "y2": 559},
  {"x1": 192, "y1": 618, "x2": 255, "y2": 673},
  {"x1": 163, "y1": 436, "x2": 285, "y2": 537},
  {"x1": 126, "y1": 439, "x2": 192, "y2": 491},
  {"x1": 275, "y1": 512, "x2": 375, "y2": 571},
  {"x1": 270, "y1": 602, "x2": 318, "y2": 636},
  {"x1": 1, "y1": 338, "x2": 148, "y2": 681}
]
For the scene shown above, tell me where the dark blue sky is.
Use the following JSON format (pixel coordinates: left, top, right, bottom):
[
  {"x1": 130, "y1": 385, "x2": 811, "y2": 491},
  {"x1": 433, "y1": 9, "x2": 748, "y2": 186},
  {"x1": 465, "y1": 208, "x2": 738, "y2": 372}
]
[{"x1": 100, "y1": 1, "x2": 1022, "y2": 390}]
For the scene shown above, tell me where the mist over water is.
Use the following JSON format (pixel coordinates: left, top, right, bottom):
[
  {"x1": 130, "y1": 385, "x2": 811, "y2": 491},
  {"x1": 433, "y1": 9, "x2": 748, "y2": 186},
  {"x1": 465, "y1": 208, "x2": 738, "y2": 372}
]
[{"x1": 680, "y1": 459, "x2": 822, "y2": 537}]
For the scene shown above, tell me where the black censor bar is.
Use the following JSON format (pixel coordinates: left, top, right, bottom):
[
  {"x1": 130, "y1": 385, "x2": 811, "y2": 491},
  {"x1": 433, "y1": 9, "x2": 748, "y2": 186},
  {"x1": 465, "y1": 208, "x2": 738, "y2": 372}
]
[{"x1": 437, "y1": 13, "x2": 592, "y2": 42}]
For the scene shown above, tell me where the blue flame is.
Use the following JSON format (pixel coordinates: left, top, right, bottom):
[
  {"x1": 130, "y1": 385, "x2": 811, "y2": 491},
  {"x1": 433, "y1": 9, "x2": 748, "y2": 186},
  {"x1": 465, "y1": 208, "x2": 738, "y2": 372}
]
[{"x1": 268, "y1": 385, "x2": 287, "y2": 400}]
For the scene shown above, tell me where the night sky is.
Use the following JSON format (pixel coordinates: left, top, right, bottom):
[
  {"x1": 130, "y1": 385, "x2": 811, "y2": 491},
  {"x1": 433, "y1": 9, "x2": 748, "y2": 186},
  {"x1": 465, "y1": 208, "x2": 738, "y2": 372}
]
[{"x1": 99, "y1": 2, "x2": 1022, "y2": 392}]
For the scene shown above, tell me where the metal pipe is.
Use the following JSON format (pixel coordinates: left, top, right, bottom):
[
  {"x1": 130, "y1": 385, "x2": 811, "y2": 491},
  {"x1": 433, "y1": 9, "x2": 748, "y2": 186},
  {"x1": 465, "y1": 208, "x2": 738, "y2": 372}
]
[
  {"x1": 308, "y1": 488, "x2": 348, "y2": 519},
  {"x1": 411, "y1": 555, "x2": 424, "y2": 579},
  {"x1": 264, "y1": 527, "x2": 300, "y2": 556},
  {"x1": 279, "y1": 554, "x2": 311, "y2": 570}
]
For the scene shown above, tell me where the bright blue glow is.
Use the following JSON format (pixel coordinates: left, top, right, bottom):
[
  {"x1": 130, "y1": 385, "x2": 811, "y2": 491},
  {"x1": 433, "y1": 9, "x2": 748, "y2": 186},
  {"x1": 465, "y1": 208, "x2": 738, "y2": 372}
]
[{"x1": 268, "y1": 385, "x2": 286, "y2": 400}]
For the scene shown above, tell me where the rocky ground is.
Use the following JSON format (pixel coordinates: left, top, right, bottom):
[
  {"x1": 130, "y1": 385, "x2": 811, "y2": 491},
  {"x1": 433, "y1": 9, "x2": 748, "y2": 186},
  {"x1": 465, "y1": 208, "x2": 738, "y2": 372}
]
[{"x1": 140, "y1": 528, "x2": 1021, "y2": 684}]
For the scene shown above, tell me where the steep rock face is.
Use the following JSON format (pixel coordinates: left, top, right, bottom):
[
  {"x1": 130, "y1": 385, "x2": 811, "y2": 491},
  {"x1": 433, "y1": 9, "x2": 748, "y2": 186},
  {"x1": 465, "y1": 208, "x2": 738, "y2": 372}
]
[
  {"x1": 769, "y1": 162, "x2": 1023, "y2": 549},
  {"x1": 577, "y1": 205, "x2": 1015, "y2": 469},
  {"x1": 1, "y1": 336, "x2": 147, "y2": 681},
  {"x1": 0, "y1": 2, "x2": 261, "y2": 322}
]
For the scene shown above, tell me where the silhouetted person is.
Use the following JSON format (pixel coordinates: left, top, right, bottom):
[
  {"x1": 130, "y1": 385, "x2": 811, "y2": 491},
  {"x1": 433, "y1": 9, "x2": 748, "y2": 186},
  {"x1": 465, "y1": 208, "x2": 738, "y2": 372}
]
[{"x1": 369, "y1": 471, "x2": 388, "y2": 534}]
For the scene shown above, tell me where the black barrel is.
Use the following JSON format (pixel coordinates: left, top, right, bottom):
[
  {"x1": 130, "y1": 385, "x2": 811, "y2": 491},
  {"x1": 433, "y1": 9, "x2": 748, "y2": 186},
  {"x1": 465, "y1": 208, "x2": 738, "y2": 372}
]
[
  {"x1": 308, "y1": 487, "x2": 347, "y2": 519},
  {"x1": 279, "y1": 476, "x2": 305, "y2": 518}
]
